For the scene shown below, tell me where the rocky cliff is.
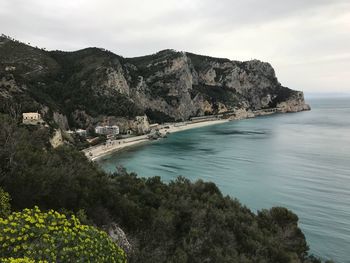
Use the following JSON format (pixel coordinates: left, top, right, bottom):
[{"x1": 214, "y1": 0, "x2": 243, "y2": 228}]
[{"x1": 0, "y1": 35, "x2": 310, "y2": 128}]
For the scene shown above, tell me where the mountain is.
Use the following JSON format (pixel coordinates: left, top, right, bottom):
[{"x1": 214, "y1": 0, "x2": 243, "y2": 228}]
[{"x1": 0, "y1": 35, "x2": 310, "y2": 129}]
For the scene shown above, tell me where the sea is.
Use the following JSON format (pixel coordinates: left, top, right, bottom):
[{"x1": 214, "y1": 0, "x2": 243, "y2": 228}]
[{"x1": 98, "y1": 97, "x2": 350, "y2": 263}]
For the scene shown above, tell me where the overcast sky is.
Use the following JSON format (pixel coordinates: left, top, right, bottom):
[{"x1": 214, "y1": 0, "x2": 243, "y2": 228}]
[{"x1": 1, "y1": 0, "x2": 349, "y2": 95}]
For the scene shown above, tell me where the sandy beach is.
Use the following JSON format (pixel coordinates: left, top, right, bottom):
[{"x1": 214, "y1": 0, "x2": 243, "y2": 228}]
[
  {"x1": 163, "y1": 119, "x2": 229, "y2": 134},
  {"x1": 83, "y1": 118, "x2": 229, "y2": 161}
]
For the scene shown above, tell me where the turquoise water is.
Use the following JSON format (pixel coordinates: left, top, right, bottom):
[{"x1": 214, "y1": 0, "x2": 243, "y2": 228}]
[{"x1": 99, "y1": 98, "x2": 350, "y2": 262}]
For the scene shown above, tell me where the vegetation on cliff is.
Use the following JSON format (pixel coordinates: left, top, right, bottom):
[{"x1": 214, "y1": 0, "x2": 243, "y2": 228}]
[
  {"x1": 0, "y1": 35, "x2": 309, "y2": 128},
  {"x1": 0, "y1": 114, "x2": 325, "y2": 262}
]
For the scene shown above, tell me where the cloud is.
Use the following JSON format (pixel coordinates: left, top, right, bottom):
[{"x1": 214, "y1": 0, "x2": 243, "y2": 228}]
[{"x1": 0, "y1": 0, "x2": 349, "y2": 93}]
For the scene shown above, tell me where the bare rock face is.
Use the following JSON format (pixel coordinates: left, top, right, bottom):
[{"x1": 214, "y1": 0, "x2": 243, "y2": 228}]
[
  {"x1": 277, "y1": 91, "x2": 311, "y2": 112},
  {"x1": 230, "y1": 108, "x2": 255, "y2": 120},
  {"x1": 104, "y1": 66, "x2": 130, "y2": 95},
  {"x1": 123, "y1": 51, "x2": 310, "y2": 121},
  {"x1": 130, "y1": 53, "x2": 199, "y2": 121},
  {"x1": 0, "y1": 74, "x2": 21, "y2": 98},
  {"x1": 49, "y1": 129, "x2": 64, "y2": 148},
  {"x1": 106, "y1": 223, "x2": 132, "y2": 256},
  {"x1": 199, "y1": 67, "x2": 217, "y2": 85},
  {"x1": 130, "y1": 115, "x2": 150, "y2": 135}
]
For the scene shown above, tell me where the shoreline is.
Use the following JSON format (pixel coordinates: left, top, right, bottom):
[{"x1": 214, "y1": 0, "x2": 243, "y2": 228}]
[
  {"x1": 83, "y1": 118, "x2": 229, "y2": 161},
  {"x1": 82, "y1": 106, "x2": 310, "y2": 161}
]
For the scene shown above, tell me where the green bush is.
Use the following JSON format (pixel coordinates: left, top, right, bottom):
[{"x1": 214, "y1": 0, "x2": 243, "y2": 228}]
[
  {"x1": 0, "y1": 187, "x2": 11, "y2": 218},
  {"x1": 1, "y1": 257, "x2": 45, "y2": 263},
  {"x1": 0, "y1": 207, "x2": 126, "y2": 263}
]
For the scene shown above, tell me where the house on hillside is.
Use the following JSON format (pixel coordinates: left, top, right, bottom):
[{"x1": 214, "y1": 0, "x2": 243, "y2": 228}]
[{"x1": 22, "y1": 112, "x2": 44, "y2": 125}]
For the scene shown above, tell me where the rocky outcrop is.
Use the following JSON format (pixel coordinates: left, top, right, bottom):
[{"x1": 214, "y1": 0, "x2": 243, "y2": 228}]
[
  {"x1": 102, "y1": 66, "x2": 130, "y2": 96},
  {"x1": 0, "y1": 74, "x2": 22, "y2": 98},
  {"x1": 131, "y1": 115, "x2": 150, "y2": 135},
  {"x1": 277, "y1": 91, "x2": 311, "y2": 112},
  {"x1": 106, "y1": 223, "x2": 132, "y2": 256},
  {"x1": 50, "y1": 129, "x2": 64, "y2": 148},
  {"x1": 229, "y1": 108, "x2": 255, "y2": 120}
]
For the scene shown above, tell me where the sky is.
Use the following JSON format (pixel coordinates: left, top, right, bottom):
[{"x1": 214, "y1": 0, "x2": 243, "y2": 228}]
[{"x1": 0, "y1": 0, "x2": 349, "y2": 95}]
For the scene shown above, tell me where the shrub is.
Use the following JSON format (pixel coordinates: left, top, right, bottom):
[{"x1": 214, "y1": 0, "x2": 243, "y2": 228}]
[
  {"x1": 1, "y1": 257, "x2": 46, "y2": 263},
  {"x1": 0, "y1": 187, "x2": 11, "y2": 218},
  {"x1": 0, "y1": 207, "x2": 126, "y2": 263}
]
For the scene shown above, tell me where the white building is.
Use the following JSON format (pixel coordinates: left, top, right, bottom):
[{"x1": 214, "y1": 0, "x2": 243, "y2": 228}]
[
  {"x1": 95, "y1": 125, "x2": 119, "y2": 136},
  {"x1": 22, "y1": 112, "x2": 44, "y2": 125}
]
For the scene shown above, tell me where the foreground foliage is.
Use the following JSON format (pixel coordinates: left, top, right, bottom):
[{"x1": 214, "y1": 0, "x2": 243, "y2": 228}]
[
  {"x1": 0, "y1": 187, "x2": 11, "y2": 218},
  {"x1": 0, "y1": 206, "x2": 126, "y2": 262},
  {"x1": 0, "y1": 114, "x2": 325, "y2": 262},
  {"x1": 1, "y1": 257, "x2": 44, "y2": 263}
]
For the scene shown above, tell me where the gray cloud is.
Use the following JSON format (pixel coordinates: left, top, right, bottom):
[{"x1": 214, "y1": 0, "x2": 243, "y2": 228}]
[{"x1": 0, "y1": 0, "x2": 349, "y2": 94}]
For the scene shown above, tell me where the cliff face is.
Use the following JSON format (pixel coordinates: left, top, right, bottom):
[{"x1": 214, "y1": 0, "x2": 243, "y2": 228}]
[
  {"x1": 0, "y1": 36, "x2": 310, "y2": 128},
  {"x1": 129, "y1": 51, "x2": 310, "y2": 121},
  {"x1": 277, "y1": 91, "x2": 311, "y2": 112}
]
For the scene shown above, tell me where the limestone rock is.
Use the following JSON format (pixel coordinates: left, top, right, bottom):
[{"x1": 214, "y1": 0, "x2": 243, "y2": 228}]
[
  {"x1": 277, "y1": 91, "x2": 311, "y2": 112},
  {"x1": 129, "y1": 115, "x2": 150, "y2": 135},
  {"x1": 104, "y1": 67, "x2": 130, "y2": 95},
  {"x1": 106, "y1": 223, "x2": 132, "y2": 256},
  {"x1": 50, "y1": 129, "x2": 64, "y2": 148}
]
